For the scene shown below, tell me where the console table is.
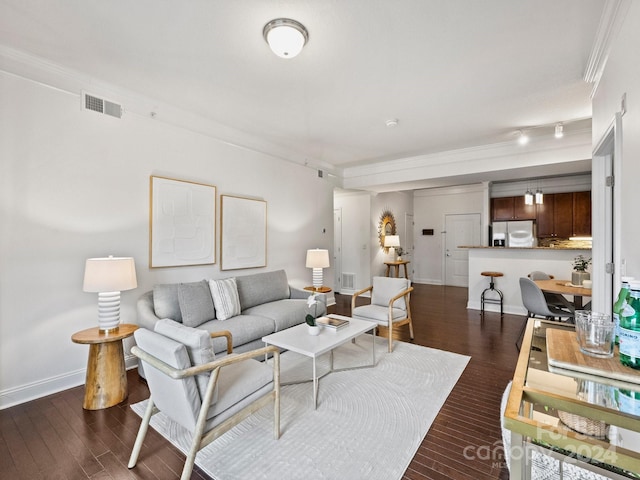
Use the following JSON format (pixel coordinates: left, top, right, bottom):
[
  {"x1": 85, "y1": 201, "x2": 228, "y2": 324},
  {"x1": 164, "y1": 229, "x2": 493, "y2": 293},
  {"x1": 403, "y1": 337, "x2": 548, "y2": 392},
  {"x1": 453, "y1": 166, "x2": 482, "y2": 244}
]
[
  {"x1": 504, "y1": 318, "x2": 640, "y2": 478},
  {"x1": 71, "y1": 324, "x2": 138, "y2": 410}
]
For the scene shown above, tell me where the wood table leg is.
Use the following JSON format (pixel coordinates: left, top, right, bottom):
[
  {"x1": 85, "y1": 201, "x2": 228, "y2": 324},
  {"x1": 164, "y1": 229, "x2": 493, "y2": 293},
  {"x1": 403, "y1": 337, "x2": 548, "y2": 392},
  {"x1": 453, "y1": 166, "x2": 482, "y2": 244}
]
[
  {"x1": 385, "y1": 265, "x2": 391, "y2": 277},
  {"x1": 83, "y1": 340, "x2": 127, "y2": 410}
]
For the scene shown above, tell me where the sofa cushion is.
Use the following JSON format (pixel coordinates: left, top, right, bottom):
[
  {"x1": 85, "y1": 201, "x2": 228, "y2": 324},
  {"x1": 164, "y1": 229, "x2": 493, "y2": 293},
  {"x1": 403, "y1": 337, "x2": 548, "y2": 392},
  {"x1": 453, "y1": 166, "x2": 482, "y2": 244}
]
[
  {"x1": 209, "y1": 278, "x2": 241, "y2": 321},
  {"x1": 235, "y1": 270, "x2": 289, "y2": 310},
  {"x1": 154, "y1": 319, "x2": 216, "y2": 402},
  {"x1": 244, "y1": 299, "x2": 324, "y2": 331},
  {"x1": 153, "y1": 283, "x2": 182, "y2": 322},
  {"x1": 198, "y1": 315, "x2": 275, "y2": 354},
  {"x1": 178, "y1": 280, "x2": 216, "y2": 327}
]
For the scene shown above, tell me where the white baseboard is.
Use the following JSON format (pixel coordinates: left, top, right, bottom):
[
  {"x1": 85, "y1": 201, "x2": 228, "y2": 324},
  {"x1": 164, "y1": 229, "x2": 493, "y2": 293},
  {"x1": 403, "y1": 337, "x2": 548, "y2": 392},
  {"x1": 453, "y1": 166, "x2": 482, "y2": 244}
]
[
  {"x1": 0, "y1": 355, "x2": 139, "y2": 410},
  {"x1": 467, "y1": 300, "x2": 527, "y2": 316}
]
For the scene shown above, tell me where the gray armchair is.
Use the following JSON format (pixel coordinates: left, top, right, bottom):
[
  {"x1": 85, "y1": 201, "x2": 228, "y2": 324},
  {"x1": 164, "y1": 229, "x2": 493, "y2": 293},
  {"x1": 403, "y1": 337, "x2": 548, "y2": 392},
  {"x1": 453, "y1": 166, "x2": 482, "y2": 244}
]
[
  {"x1": 351, "y1": 276, "x2": 414, "y2": 352},
  {"x1": 128, "y1": 320, "x2": 280, "y2": 480}
]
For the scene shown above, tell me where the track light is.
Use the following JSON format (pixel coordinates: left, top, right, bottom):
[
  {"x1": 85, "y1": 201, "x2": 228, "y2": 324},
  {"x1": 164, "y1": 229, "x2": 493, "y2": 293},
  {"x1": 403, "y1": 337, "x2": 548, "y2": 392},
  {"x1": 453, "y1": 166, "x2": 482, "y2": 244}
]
[
  {"x1": 517, "y1": 130, "x2": 529, "y2": 145},
  {"x1": 555, "y1": 123, "x2": 564, "y2": 138}
]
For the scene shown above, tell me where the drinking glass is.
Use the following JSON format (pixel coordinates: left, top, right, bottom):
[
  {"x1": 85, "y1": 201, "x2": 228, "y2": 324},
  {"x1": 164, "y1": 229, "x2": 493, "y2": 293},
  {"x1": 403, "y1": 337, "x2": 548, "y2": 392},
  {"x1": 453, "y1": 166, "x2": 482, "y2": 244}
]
[{"x1": 575, "y1": 310, "x2": 614, "y2": 358}]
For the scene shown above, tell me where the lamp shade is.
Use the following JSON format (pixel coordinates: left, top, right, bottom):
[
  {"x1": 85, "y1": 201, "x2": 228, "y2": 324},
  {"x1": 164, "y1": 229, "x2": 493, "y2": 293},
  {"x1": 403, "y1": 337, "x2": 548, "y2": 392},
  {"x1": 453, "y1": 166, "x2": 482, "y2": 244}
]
[
  {"x1": 83, "y1": 256, "x2": 137, "y2": 292},
  {"x1": 384, "y1": 235, "x2": 400, "y2": 248},
  {"x1": 263, "y1": 18, "x2": 308, "y2": 58},
  {"x1": 306, "y1": 249, "x2": 330, "y2": 269}
]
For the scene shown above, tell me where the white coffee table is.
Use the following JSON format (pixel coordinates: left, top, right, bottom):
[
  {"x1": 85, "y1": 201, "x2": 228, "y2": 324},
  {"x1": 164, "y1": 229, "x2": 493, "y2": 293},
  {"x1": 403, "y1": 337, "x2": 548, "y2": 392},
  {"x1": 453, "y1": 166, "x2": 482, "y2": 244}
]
[{"x1": 262, "y1": 315, "x2": 377, "y2": 409}]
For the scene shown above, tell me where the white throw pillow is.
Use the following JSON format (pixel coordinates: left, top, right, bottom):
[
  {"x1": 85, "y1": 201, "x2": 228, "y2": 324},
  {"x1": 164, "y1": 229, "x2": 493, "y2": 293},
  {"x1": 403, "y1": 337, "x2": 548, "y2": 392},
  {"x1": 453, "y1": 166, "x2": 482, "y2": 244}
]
[{"x1": 209, "y1": 278, "x2": 241, "y2": 321}]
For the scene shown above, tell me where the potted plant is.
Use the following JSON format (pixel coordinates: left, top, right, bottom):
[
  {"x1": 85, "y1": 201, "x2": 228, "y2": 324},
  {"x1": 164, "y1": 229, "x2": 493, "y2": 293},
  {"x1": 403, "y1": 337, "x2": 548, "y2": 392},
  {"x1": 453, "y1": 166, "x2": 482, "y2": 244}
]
[
  {"x1": 571, "y1": 254, "x2": 592, "y2": 286},
  {"x1": 306, "y1": 294, "x2": 321, "y2": 335},
  {"x1": 396, "y1": 246, "x2": 404, "y2": 261}
]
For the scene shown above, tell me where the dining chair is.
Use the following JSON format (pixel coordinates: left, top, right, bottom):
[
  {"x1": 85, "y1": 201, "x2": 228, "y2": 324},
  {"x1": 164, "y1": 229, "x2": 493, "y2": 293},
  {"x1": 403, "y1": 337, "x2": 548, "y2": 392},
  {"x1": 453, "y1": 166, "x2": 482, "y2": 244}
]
[
  {"x1": 527, "y1": 271, "x2": 575, "y2": 313},
  {"x1": 519, "y1": 277, "x2": 574, "y2": 321},
  {"x1": 128, "y1": 320, "x2": 280, "y2": 480}
]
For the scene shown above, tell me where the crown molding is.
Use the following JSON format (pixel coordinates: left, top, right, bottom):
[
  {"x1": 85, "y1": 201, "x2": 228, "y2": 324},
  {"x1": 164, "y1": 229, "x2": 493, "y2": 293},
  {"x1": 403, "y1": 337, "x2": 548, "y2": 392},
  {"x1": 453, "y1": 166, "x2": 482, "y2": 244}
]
[
  {"x1": 584, "y1": 0, "x2": 632, "y2": 93},
  {"x1": 0, "y1": 45, "x2": 338, "y2": 175}
]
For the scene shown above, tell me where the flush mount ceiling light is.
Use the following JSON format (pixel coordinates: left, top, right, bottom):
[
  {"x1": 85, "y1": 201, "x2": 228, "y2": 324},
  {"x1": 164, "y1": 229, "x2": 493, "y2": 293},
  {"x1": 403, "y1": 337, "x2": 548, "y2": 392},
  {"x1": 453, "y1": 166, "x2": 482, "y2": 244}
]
[
  {"x1": 385, "y1": 119, "x2": 399, "y2": 128},
  {"x1": 263, "y1": 18, "x2": 309, "y2": 59},
  {"x1": 555, "y1": 123, "x2": 564, "y2": 138}
]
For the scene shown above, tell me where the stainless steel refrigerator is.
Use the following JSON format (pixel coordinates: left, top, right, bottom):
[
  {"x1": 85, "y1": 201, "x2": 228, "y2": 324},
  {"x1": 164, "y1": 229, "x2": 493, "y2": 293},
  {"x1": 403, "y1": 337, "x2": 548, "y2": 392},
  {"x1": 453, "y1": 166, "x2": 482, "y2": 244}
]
[{"x1": 491, "y1": 220, "x2": 536, "y2": 247}]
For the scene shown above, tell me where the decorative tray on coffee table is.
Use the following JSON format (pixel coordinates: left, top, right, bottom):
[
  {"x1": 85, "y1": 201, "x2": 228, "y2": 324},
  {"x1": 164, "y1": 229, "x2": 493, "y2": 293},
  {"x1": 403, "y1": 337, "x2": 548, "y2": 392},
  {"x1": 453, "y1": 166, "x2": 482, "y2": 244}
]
[{"x1": 546, "y1": 328, "x2": 640, "y2": 385}]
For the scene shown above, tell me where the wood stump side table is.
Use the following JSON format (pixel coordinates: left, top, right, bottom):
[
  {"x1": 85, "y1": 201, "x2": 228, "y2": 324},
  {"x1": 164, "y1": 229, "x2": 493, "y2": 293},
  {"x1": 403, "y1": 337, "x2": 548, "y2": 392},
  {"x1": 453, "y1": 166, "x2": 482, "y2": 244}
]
[{"x1": 71, "y1": 324, "x2": 138, "y2": 410}]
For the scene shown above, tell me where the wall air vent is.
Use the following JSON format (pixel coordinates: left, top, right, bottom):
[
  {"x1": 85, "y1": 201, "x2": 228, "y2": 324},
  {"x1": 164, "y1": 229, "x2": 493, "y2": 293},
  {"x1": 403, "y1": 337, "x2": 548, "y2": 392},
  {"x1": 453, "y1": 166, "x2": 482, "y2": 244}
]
[
  {"x1": 342, "y1": 273, "x2": 355, "y2": 290},
  {"x1": 83, "y1": 92, "x2": 123, "y2": 119}
]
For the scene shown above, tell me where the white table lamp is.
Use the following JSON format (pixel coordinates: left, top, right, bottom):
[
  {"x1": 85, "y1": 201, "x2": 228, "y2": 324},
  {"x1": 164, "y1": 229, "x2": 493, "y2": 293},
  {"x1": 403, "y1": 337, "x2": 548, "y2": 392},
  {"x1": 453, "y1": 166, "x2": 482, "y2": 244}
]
[
  {"x1": 83, "y1": 256, "x2": 137, "y2": 332},
  {"x1": 306, "y1": 249, "x2": 330, "y2": 289},
  {"x1": 384, "y1": 235, "x2": 400, "y2": 259}
]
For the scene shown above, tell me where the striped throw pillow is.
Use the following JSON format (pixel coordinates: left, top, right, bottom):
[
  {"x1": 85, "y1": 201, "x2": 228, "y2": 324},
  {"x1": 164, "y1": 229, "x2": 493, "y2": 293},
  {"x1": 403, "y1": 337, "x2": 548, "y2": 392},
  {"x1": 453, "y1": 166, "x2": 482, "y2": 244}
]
[{"x1": 208, "y1": 278, "x2": 241, "y2": 321}]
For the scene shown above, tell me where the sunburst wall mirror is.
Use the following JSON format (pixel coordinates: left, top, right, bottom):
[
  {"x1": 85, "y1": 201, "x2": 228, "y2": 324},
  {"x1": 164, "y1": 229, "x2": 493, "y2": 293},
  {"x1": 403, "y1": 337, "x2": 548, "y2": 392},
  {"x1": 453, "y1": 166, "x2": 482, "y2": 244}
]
[{"x1": 378, "y1": 210, "x2": 397, "y2": 251}]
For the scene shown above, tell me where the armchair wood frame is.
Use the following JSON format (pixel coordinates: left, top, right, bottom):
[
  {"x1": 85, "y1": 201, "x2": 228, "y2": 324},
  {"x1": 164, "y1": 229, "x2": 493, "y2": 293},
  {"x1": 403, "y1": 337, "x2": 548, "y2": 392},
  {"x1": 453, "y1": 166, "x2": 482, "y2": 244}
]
[
  {"x1": 128, "y1": 331, "x2": 280, "y2": 480},
  {"x1": 351, "y1": 284, "x2": 414, "y2": 352}
]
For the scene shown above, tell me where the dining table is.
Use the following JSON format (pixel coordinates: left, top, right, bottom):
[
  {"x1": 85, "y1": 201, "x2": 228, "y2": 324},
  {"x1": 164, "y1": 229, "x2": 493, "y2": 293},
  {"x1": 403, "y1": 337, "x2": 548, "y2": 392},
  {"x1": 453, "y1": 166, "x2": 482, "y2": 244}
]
[{"x1": 533, "y1": 279, "x2": 592, "y2": 309}]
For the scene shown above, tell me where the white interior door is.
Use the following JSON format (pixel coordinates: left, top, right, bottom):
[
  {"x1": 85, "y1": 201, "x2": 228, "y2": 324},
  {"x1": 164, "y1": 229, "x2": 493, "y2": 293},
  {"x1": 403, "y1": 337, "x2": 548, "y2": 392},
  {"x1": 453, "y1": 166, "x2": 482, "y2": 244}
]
[
  {"x1": 444, "y1": 213, "x2": 481, "y2": 287},
  {"x1": 404, "y1": 213, "x2": 414, "y2": 265},
  {"x1": 333, "y1": 208, "x2": 342, "y2": 293}
]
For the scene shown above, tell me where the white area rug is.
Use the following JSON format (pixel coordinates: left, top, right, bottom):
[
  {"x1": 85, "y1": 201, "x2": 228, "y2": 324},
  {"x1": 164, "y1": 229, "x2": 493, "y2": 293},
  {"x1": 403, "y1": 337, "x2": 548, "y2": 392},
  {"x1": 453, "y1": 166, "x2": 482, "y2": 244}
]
[{"x1": 131, "y1": 337, "x2": 470, "y2": 480}]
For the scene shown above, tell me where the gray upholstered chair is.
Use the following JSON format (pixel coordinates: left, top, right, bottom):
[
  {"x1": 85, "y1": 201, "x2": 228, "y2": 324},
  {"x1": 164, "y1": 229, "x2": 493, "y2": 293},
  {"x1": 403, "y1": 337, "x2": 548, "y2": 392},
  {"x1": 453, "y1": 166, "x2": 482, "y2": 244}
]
[
  {"x1": 351, "y1": 276, "x2": 414, "y2": 353},
  {"x1": 519, "y1": 277, "x2": 573, "y2": 321},
  {"x1": 128, "y1": 320, "x2": 280, "y2": 480},
  {"x1": 527, "y1": 271, "x2": 575, "y2": 313}
]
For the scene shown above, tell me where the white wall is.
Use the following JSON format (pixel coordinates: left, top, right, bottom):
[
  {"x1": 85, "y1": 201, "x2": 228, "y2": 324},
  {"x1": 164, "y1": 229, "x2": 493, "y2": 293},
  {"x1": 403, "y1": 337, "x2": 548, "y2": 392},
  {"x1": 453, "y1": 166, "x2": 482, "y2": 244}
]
[
  {"x1": 370, "y1": 192, "x2": 413, "y2": 278},
  {"x1": 0, "y1": 71, "x2": 334, "y2": 408},
  {"x1": 413, "y1": 184, "x2": 487, "y2": 284},
  {"x1": 592, "y1": 2, "x2": 640, "y2": 280},
  {"x1": 333, "y1": 191, "x2": 371, "y2": 294}
]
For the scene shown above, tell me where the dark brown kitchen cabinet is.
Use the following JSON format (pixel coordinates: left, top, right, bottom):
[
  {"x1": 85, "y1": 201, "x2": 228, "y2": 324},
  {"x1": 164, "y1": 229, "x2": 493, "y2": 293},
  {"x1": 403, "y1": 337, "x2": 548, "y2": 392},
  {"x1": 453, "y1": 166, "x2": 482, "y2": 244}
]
[
  {"x1": 573, "y1": 191, "x2": 592, "y2": 236},
  {"x1": 491, "y1": 196, "x2": 536, "y2": 221},
  {"x1": 536, "y1": 192, "x2": 590, "y2": 238}
]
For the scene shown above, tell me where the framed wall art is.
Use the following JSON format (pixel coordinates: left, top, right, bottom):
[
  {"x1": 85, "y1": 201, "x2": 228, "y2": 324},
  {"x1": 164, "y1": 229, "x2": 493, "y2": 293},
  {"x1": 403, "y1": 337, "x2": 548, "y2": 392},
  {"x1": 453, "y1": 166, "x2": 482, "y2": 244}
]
[
  {"x1": 149, "y1": 176, "x2": 216, "y2": 267},
  {"x1": 220, "y1": 195, "x2": 267, "y2": 270}
]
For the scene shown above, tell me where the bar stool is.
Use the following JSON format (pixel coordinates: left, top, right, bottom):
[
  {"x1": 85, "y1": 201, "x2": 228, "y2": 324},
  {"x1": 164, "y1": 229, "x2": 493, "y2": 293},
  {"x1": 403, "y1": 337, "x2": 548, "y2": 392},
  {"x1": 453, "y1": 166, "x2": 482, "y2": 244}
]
[{"x1": 481, "y1": 271, "x2": 504, "y2": 316}]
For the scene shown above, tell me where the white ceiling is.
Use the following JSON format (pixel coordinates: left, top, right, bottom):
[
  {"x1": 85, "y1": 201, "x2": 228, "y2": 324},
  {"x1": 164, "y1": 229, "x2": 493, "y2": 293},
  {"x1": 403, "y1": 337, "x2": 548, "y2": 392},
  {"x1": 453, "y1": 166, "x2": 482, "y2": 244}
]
[{"x1": 0, "y1": 0, "x2": 606, "y2": 189}]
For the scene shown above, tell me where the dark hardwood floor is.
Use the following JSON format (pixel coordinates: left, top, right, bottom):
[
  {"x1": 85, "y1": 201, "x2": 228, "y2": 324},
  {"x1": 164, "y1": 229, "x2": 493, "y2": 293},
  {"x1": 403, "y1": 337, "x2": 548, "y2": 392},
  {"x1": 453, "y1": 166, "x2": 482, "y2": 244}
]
[{"x1": 1, "y1": 284, "x2": 522, "y2": 479}]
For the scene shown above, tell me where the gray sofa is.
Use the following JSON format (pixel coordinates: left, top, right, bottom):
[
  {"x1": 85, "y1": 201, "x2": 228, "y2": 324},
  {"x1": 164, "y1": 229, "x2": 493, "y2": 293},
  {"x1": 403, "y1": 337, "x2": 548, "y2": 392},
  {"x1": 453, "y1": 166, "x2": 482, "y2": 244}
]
[{"x1": 136, "y1": 269, "x2": 326, "y2": 358}]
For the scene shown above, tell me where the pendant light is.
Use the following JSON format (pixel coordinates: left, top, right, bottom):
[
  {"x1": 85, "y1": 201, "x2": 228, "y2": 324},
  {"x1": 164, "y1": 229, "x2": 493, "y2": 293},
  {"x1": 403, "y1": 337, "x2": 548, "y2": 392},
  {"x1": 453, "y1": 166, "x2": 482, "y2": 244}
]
[{"x1": 524, "y1": 189, "x2": 534, "y2": 205}]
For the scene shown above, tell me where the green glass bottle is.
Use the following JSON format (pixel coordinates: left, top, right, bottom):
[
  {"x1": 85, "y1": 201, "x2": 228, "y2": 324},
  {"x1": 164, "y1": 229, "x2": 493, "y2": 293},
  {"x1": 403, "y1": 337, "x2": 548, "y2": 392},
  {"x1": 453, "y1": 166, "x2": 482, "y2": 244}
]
[
  {"x1": 619, "y1": 281, "x2": 640, "y2": 369},
  {"x1": 613, "y1": 276, "x2": 633, "y2": 345},
  {"x1": 615, "y1": 388, "x2": 640, "y2": 416}
]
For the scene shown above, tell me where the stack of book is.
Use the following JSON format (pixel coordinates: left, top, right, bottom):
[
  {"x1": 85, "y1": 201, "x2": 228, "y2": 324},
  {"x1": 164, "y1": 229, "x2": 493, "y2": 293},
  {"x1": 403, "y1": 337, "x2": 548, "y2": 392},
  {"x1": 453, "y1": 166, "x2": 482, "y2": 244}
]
[{"x1": 316, "y1": 316, "x2": 349, "y2": 330}]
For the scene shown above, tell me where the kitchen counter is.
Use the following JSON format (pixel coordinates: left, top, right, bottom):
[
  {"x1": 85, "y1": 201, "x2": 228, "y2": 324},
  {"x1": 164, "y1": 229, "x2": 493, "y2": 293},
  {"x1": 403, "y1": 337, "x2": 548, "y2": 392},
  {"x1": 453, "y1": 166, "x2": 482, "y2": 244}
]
[{"x1": 466, "y1": 247, "x2": 592, "y2": 315}]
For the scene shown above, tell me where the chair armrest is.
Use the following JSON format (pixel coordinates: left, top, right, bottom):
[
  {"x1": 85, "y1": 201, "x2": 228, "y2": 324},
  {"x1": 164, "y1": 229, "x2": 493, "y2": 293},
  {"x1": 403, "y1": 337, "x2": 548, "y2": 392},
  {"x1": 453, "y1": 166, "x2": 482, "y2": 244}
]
[
  {"x1": 351, "y1": 286, "x2": 373, "y2": 313},
  {"x1": 131, "y1": 344, "x2": 280, "y2": 380},
  {"x1": 387, "y1": 286, "x2": 414, "y2": 306},
  {"x1": 210, "y1": 330, "x2": 233, "y2": 354}
]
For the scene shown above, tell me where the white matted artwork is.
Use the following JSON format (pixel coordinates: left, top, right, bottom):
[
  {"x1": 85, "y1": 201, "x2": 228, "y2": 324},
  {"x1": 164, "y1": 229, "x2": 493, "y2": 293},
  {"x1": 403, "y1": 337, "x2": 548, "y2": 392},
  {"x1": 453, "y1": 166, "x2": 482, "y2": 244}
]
[
  {"x1": 221, "y1": 195, "x2": 267, "y2": 270},
  {"x1": 150, "y1": 176, "x2": 216, "y2": 267}
]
